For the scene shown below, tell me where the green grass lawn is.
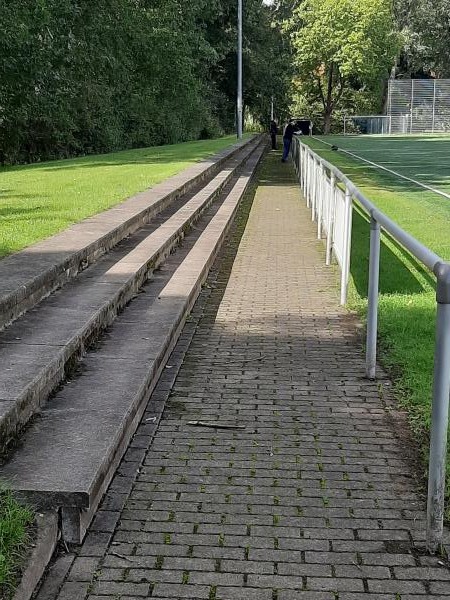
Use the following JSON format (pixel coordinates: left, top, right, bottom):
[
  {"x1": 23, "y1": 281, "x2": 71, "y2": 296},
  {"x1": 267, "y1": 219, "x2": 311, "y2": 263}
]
[
  {"x1": 304, "y1": 135, "x2": 450, "y2": 513},
  {"x1": 0, "y1": 135, "x2": 248, "y2": 258},
  {"x1": 0, "y1": 488, "x2": 33, "y2": 598}
]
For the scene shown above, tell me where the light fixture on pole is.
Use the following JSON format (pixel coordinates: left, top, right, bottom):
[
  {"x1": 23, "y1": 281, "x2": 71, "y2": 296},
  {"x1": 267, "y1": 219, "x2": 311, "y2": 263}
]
[{"x1": 237, "y1": 0, "x2": 243, "y2": 139}]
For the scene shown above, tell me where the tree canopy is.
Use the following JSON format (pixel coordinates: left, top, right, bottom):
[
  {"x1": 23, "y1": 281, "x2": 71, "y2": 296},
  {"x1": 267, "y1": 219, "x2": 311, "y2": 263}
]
[
  {"x1": 0, "y1": 0, "x2": 291, "y2": 164},
  {"x1": 287, "y1": 0, "x2": 399, "y2": 132}
]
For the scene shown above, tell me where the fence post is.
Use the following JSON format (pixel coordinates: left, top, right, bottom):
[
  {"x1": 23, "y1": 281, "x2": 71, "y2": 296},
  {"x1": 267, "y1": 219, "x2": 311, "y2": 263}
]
[
  {"x1": 432, "y1": 79, "x2": 436, "y2": 133},
  {"x1": 300, "y1": 144, "x2": 305, "y2": 192},
  {"x1": 326, "y1": 173, "x2": 336, "y2": 266},
  {"x1": 306, "y1": 151, "x2": 310, "y2": 208},
  {"x1": 312, "y1": 157, "x2": 318, "y2": 222},
  {"x1": 340, "y1": 188, "x2": 353, "y2": 305},
  {"x1": 366, "y1": 217, "x2": 381, "y2": 379},
  {"x1": 427, "y1": 263, "x2": 450, "y2": 553},
  {"x1": 317, "y1": 164, "x2": 323, "y2": 240}
]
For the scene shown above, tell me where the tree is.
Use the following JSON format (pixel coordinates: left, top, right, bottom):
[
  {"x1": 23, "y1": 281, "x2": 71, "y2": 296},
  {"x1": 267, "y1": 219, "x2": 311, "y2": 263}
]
[
  {"x1": 288, "y1": 0, "x2": 400, "y2": 133},
  {"x1": 0, "y1": 0, "x2": 293, "y2": 164},
  {"x1": 394, "y1": 0, "x2": 450, "y2": 78}
]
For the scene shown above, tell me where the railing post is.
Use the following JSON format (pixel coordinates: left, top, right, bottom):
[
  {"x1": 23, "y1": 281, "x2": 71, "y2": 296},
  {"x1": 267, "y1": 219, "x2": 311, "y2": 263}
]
[
  {"x1": 312, "y1": 157, "x2": 317, "y2": 222},
  {"x1": 317, "y1": 164, "x2": 323, "y2": 240},
  {"x1": 340, "y1": 187, "x2": 352, "y2": 305},
  {"x1": 301, "y1": 144, "x2": 304, "y2": 189},
  {"x1": 366, "y1": 217, "x2": 381, "y2": 379},
  {"x1": 302, "y1": 145, "x2": 306, "y2": 190},
  {"x1": 326, "y1": 173, "x2": 335, "y2": 266},
  {"x1": 427, "y1": 262, "x2": 450, "y2": 553},
  {"x1": 306, "y1": 151, "x2": 311, "y2": 208}
]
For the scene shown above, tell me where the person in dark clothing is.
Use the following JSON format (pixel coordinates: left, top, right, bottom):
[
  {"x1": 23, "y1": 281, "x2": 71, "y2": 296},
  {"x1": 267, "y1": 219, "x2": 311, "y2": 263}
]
[
  {"x1": 270, "y1": 119, "x2": 278, "y2": 150},
  {"x1": 282, "y1": 119, "x2": 297, "y2": 162}
]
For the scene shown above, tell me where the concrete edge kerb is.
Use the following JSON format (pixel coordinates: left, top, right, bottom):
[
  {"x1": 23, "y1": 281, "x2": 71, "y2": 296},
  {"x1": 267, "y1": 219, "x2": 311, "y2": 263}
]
[
  {"x1": 0, "y1": 135, "x2": 260, "y2": 330},
  {"x1": 12, "y1": 511, "x2": 58, "y2": 600}
]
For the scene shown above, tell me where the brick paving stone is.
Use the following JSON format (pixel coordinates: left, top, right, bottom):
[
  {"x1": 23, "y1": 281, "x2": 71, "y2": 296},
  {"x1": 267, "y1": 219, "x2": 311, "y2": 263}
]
[{"x1": 43, "y1": 152, "x2": 450, "y2": 599}]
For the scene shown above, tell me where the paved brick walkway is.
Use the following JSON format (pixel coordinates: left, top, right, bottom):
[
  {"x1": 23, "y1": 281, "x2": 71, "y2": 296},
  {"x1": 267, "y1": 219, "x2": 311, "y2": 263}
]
[{"x1": 45, "y1": 152, "x2": 450, "y2": 600}]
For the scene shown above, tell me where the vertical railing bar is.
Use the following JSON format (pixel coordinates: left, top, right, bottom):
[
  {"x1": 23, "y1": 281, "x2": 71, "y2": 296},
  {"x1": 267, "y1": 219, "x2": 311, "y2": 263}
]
[
  {"x1": 325, "y1": 172, "x2": 335, "y2": 266},
  {"x1": 312, "y1": 156, "x2": 317, "y2": 222},
  {"x1": 317, "y1": 164, "x2": 323, "y2": 240},
  {"x1": 340, "y1": 187, "x2": 352, "y2": 305},
  {"x1": 306, "y1": 151, "x2": 310, "y2": 208},
  {"x1": 427, "y1": 264, "x2": 450, "y2": 553},
  {"x1": 366, "y1": 217, "x2": 381, "y2": 379}
]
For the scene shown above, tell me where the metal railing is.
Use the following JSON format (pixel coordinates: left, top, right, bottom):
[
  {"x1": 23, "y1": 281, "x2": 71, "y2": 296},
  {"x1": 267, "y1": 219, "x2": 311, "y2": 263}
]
[{"x1": 291, "y1": 136, "x2": 450, "y2": 553}]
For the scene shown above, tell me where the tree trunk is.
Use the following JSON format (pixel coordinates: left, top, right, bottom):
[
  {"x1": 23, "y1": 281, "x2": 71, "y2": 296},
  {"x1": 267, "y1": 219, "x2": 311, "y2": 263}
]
[
  {"x1": 323, "y1": 109, "x2": 332, "y2": 134},
  {"x1": 323, "y1": 63, "x2": 334, "y2": 134}
]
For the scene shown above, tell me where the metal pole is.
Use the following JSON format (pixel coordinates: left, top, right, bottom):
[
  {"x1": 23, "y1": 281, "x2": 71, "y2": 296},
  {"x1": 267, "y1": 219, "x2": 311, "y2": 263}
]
[
  {"x1": 366, "y1": 217, "x2": 381, "y2": 379},
  {"x1": 317, "y1": 164, "x2": 323, "y2": 239},
  {"x1": 340, "y1": 188, "x2": 353, "y2": 305},
  {"x1": 306, "y1": 151, "x2": 311, "y2": 208},
  {"x1": 432, "y1": 79, "x2": 436, "y2": 133},
  {"x1": 427, "y1": 263, "x2": 450, "y2": 553},
  {"x1": 271, "y1": 96, "x2": 274, "y2": 121},
  {"x1": 311, "y1": 157, "x2": 317, "y2": 221},
  {"x1": 410, "y1": 79, "x2": 414, "y2": 135},
  {"x1": 237, "y1": 0, "x2": 243, "y2": 139},
  {"x1": 300, "y1": 144, "x2": 303, "y2": 188},
  {"x1": 326, "y1": 173, "x2": 335, "y2": 266}
]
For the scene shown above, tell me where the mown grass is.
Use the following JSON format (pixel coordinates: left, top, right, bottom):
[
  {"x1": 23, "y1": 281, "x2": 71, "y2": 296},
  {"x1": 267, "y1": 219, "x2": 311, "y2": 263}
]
[
  {"x1": 0, "y1": 135, "x2": 249, "y2": 258},
  {"x1": 304, "y1": 136, "x2": 450, "y2": 513},
  {"x1": 0, "y1": 487, "x2": 33, "y2": 598}
]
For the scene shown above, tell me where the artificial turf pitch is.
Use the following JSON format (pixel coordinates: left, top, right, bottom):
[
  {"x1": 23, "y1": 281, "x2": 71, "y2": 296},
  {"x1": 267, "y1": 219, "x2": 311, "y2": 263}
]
[{"x1": 316, "y1": 134, "x2": 450, "y2": 196}]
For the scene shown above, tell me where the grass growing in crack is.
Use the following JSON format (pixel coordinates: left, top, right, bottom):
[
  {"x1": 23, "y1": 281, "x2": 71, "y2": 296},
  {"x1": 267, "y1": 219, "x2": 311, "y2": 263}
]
[
  {"x1": 305, "y1": 134, "x2": 450, "y2": 517},
  {"x1": 0, "y1": 487, "x2": 34, "y2": 598},
  {"x1": 209, "y1": 585, "x2": 217, "y2": 600}
]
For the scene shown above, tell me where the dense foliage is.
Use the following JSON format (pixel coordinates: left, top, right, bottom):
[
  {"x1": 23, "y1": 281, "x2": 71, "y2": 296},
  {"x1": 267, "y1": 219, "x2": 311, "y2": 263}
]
[
  {"x1": 0, "y1": 1, "x2": 291, "y2": 164},
  {"x1": 285, "y1": 0, "x2": 399, "y2": 133},
  {"x1": 395, "y1": 0, "x2": 450, "y2": 78},
  {"x1": 278, "y1": 0, "x2": 450, "y2": 133}
]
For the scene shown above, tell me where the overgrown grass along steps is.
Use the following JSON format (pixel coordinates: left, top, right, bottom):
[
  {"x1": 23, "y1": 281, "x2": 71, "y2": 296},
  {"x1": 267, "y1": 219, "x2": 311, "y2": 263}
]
[
  {"x1": 0, "y1": 136, "x2": 254, "y2": 331},
  {"x1": 0, "y1": 144, "x2": 265, "y2": 543},
  {"x1": 0, "y1": 137, "x2": 263, "y2": 453}
]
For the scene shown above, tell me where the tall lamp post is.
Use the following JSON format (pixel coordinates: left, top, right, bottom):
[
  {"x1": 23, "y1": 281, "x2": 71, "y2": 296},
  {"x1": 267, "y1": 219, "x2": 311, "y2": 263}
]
[{"x1": 237, "y1": 0, "x2": 243, "y2": 139}]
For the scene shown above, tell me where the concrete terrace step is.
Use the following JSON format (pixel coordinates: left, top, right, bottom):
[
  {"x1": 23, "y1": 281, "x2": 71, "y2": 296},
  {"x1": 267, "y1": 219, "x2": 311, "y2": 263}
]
[
  {"x1": 1, "y1": 145, "x2": 265, "y2": 544},
  {"x1": 0, "y1": 138, "x2": 264, "y2": 450},
  {"x1": 0, "y1": 135, "x2": 257, "y2": 330}
]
